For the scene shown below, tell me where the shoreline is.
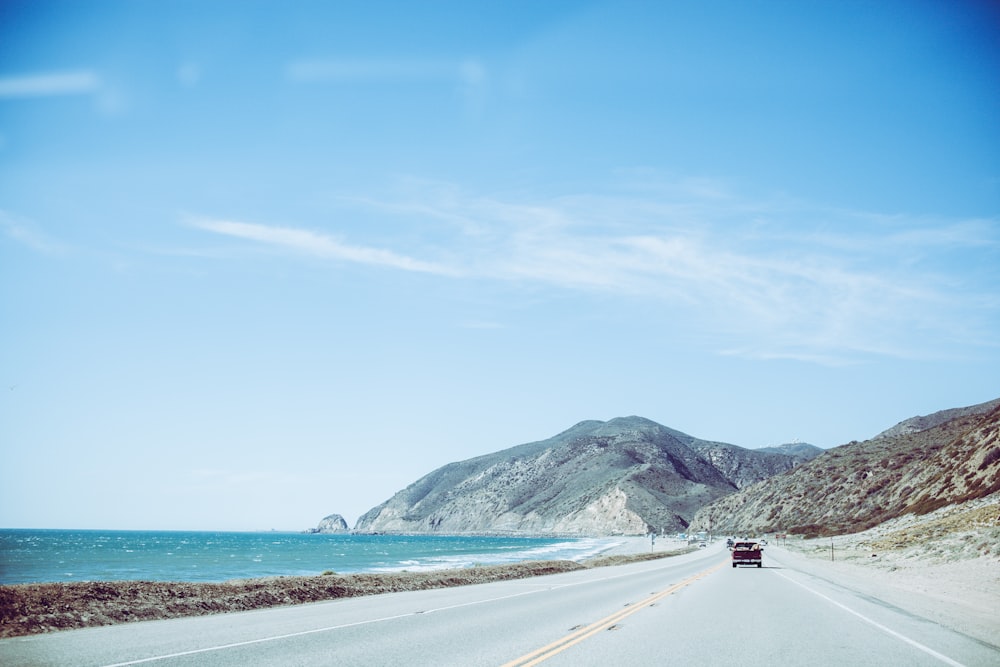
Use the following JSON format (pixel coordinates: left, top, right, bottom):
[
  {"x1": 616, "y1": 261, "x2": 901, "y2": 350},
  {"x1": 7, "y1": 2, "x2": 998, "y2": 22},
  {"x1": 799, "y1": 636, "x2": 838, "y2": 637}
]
[
  {"x1": 4, "y1": 530, "x2": 995, "y2": 645},
  {"x1": 0, "y1": 531, "x2": 646, "y2": 586},
  {"x1": 0, "y1": 545, "x2": 693, "y2": 639}
]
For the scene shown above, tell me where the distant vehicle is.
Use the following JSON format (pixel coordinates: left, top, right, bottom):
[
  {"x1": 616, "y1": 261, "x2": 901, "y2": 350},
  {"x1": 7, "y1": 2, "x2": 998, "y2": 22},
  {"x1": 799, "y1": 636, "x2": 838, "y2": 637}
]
[
  {"x1": 731, "y1": 541, "x2": 762, "y2": 568},
  {"x1": 698, "y1": 542, "x2": 707, "y2": 548},
  {"x1": 726, "y1": 538, "x2": 734, "y2": 548}
]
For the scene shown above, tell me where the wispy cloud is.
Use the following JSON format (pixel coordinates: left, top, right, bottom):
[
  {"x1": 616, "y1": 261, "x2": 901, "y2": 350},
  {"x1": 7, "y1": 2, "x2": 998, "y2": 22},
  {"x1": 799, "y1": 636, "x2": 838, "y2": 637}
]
[
  {"x1": 188, "y1": 216, "x2": 460, "y2": 276},
  {"x1": 340, "y1": 179, "x2": 999, "y2": 363},
  {"x1": 0, "y1": 211, "x2": 69, "y2": 255},
  {"x1": 0, "y1": 68, "x2": 128, "y2": 117},
  {"x1": 187, "y1": 180, "x2": 999, "y2": 364},
  {"x1": 0, "y1": 70, "x2": 100, "y2": 98}
]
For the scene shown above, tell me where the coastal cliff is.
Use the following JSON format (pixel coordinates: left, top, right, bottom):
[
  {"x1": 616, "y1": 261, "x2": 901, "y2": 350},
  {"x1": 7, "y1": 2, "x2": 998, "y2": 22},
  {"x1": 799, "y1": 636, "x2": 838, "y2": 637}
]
[{"x1": 355, "y1": 416, "x2": 815, "y2": 535}]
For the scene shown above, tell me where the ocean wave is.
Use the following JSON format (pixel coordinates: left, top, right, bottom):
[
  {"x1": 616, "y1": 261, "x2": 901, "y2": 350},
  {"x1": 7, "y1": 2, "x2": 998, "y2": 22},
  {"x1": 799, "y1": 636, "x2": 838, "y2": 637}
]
[{"x1": 0, "y1": 530, "x2": 625, "y2": 584}]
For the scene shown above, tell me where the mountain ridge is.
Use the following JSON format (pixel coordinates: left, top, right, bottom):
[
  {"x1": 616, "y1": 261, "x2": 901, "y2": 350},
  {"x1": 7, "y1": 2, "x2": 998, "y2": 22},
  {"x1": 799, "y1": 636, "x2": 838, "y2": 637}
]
[
  {"x1": 688, "y1": 398, "x2": 1000, "y2": 536},
  {"x1": 873, "y1": 398, "x2": 1000, "y2": 440},
  {"x1": 354, "y1": 416, "x2": 817, "y2": 535},
  {"x1": 347, "y1": 399, "x2": 998, "y2": 537}
]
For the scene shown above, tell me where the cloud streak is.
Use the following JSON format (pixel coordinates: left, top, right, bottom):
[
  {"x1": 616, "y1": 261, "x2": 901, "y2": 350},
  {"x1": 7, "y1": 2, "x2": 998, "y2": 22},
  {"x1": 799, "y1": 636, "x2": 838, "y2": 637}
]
[
  {"x1": 0, "y1": 211, "x2": 69, "y2": 254},
  {"x1": 0, "y1": 70, "x2": 101, "y2": 98},
  {"x1": 351, "y1": 181, "x2": 999, "y2": 363},
  {"x1": 187, "y1": 181, "x2": 999, "y2": 364},
  {"x1": 188, "y1": 216, "x2": 459, "y2": 276}
]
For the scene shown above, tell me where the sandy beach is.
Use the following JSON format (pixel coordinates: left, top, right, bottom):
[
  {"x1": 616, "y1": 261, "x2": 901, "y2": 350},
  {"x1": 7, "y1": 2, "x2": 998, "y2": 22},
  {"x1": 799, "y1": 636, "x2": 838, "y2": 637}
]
[{"x1": 593, "y1": 534, "x2": 695, "y2": 557}]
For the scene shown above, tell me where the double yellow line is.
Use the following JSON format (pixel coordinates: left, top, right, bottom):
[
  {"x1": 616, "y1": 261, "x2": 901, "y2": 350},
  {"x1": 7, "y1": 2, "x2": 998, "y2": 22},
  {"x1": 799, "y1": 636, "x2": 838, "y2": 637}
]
[{"x1": 501, "y1": 560, "x2": 726, "y2": 667}]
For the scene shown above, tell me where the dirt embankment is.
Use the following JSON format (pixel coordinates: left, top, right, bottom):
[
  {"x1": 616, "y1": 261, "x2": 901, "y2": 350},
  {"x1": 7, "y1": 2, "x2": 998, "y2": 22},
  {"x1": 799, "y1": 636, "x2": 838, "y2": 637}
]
[
  {"x1": 779, "y1": 496, "x2": 1000, "y2": 647},
  {"x1": 0, "y1": 550, "x2": 690, "y2": 639}
]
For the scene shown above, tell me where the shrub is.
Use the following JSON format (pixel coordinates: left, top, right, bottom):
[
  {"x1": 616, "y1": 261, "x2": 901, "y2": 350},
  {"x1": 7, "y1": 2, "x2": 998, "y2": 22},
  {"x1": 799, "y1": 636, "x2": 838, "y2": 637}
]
[
  {"x1": 978, "y1": 447, "x2": 1000, "y2": 471},
  {"x1": 907, "y1": 495, "x2": 949, "y2": 516}
]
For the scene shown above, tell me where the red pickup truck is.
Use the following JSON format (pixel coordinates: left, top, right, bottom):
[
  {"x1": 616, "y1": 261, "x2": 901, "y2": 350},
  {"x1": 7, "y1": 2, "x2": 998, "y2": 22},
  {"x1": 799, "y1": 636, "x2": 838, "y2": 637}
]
[{"x1": 731, "y1": 541, "x2": 762, "y2": 568}]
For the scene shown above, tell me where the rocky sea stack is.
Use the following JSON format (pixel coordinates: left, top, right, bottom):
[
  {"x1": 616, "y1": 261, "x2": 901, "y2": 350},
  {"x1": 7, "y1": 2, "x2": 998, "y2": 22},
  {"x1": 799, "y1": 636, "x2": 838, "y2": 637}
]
[{"x1": 309, "y1": 514, "x2": 350, "y2": 533}]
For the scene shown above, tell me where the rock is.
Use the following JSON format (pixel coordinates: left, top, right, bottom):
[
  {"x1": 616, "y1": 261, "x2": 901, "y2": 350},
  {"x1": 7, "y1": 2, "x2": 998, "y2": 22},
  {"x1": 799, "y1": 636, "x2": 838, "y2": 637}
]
[{"x1": 311, "y1": 514, "x2": 349, "y2": 533}]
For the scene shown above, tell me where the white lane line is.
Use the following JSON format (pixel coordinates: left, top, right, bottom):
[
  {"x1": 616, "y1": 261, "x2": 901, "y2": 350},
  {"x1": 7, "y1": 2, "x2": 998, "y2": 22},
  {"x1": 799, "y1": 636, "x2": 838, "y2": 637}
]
[
  {"x1": 99, "y1": 584, "x2": 576, "y2": 666},
  {"x1": 99, "y1": 612, "x2": 413, "y2": 667},
  {"x1": 101, "y1": 596, "x2": 537, "y2": 667},
  {"x1": 772, "y1": 570, "x2": 967, "y2": 667},
  {"x1": 101, "y1": 559, "x2": 706, "y2": 666}
]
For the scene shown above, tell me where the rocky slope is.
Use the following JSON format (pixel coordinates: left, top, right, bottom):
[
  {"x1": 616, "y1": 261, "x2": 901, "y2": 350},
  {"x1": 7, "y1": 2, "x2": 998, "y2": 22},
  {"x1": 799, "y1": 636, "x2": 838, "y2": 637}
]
[
  {"x1": 308, "y1": 514, "x2": 349, "y2": 533},
  {"x1": 755, "y1": 442, "x2": 823, "y2": 460},
  {"x1": 873, "y1": 398, "x2": 1000, "y2": 440},
  {"x1": 688, "y1": 398, "x2": 1000, "y2": 536},
  {"x1": 354, "y1": 416, "x2": 812, "y2": 535},
  {"x1": 687, "y1": 441, "x2": 820, "y2": 489}
]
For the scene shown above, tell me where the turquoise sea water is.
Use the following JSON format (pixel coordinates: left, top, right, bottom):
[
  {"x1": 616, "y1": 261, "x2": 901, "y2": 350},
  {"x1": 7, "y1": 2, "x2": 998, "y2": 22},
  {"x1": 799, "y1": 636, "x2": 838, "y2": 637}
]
[{"x1": 0, "y1": 530, "x2": 621, "y2": 584}]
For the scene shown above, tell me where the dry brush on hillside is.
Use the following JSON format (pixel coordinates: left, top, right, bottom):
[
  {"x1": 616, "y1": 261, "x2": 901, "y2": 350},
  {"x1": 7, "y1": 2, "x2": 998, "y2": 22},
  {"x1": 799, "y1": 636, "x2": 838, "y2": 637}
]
[{"x1": 689, "y1": 403, "x2": 1000, "y2": 538}]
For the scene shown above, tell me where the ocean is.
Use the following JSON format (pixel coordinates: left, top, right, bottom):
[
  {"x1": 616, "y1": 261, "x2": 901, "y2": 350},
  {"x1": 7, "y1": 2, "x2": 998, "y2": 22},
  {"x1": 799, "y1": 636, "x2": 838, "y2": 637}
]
[{"x1": 0, "y1": 530, "x2": 622, "y2": 585}]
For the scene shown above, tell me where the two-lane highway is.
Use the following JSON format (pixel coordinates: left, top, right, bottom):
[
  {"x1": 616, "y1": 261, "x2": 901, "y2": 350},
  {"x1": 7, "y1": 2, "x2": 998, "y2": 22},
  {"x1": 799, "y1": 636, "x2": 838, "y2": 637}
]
[
  {"x1": 512, "y1": 546, "x2": 998, "y2": 667},
  {"x1": 2, "y1": 544, "x2": 996, "y2": 666}
]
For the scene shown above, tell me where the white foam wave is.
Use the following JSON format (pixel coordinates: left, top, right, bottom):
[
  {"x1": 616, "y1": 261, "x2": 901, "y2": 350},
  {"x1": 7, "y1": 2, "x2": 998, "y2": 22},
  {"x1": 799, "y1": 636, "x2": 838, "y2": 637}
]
[{"x1": 368, "y1": 537, "x2": 623, "y2": 574}]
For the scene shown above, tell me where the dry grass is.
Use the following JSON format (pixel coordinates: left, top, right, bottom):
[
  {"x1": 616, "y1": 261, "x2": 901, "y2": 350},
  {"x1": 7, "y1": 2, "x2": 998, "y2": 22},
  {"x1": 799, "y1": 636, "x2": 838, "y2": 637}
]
[
  {"x1": 689, "y1": 404, "x2": 1000, "y2": 538},
  {"x1": 782, "y1": 495, "x2": 1000, "y2": 564},
  {"x1": 775, "y1": 496, "x2": 1000, "y2": 648},
  {"x1": 0, "y1": 549, "x2": 690, "y2": 639}
]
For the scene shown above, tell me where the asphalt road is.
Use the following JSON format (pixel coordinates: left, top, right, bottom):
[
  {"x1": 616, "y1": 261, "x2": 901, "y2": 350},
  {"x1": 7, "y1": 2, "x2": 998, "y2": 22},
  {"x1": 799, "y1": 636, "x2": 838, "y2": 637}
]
[{"x1": 2, "y1": 544, "x2": 997, "y2": 666}]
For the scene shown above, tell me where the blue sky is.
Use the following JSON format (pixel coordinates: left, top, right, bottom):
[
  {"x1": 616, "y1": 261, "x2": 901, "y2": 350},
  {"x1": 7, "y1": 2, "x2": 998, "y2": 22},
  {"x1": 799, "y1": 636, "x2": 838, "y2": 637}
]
[{"x1": 1, "y1": 0, "x2": 998, "y2": 531}]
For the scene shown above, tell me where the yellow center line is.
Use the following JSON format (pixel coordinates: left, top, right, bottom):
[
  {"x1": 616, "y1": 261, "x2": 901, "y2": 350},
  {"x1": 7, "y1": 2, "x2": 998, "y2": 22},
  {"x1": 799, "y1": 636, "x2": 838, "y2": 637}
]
[{"x1": 501, "y1": 560, "x2": 727, "y2": 667}]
